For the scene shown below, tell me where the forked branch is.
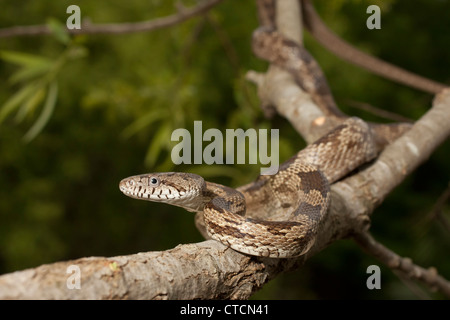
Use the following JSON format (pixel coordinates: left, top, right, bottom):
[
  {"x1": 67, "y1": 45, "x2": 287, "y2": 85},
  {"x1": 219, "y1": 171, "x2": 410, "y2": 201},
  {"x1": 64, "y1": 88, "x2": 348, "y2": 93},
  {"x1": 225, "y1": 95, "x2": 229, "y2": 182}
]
[
  {"x1": 0, "y1": 0, "x2": 449, "y2": 299},
  {"x1": 1, "y1": 88, "x2": 449, "y2": 299}
]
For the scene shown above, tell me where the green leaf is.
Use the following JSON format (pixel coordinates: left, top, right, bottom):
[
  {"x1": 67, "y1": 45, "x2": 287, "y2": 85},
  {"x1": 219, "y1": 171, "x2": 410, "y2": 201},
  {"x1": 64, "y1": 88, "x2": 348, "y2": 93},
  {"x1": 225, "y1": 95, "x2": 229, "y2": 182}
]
[
  {"x1": 0, "y1": 50, "x2": 53, "y2": 85},
  {"x1": 0, "y1": 82, "x2": 42, "y2": 124},
  {"x1": 121, "y1": 108, "x2": 169, "y2": 139},
  {"x1": 9, "y1": 63, "x2": 53, "y2": 84},
  {"x1": 23, "y1": 81, "x2": 58, "y2": 142},
  {"x1": 46, "y1": 18, "x2": 71, "y2": 45},
  {"x1": 0, "y1": 50, "x2": 52, "y2": 68},
  {"x1": 15, "y1": 87, "x2": 47, "y2": 123}
]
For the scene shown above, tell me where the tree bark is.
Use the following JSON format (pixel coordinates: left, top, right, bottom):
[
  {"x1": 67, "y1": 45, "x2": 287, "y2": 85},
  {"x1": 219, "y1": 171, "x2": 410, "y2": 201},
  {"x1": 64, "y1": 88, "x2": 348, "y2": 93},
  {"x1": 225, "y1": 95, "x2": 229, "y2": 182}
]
[
  {"x1": 1, "y1": 0, "x2": 449, "y2": 300},
  {"x1": 1, "y1": 88, "x2": 448, "y2": 301}
]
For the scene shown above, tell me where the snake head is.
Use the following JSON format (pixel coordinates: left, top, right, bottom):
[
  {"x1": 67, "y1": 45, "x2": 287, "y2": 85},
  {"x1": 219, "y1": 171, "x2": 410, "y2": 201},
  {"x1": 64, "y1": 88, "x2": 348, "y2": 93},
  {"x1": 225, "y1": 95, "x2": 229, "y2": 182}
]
[{"x1": 119, "y1": 172, "x2": 208, "y2": 212}]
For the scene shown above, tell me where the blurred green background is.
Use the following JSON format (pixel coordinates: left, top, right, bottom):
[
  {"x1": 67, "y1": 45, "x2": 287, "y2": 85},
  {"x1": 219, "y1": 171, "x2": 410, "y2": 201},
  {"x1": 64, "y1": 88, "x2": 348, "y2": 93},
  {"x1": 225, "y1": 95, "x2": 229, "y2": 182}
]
[{"x1": 0, "y1": 0, "x2": 449, "y2": 299}]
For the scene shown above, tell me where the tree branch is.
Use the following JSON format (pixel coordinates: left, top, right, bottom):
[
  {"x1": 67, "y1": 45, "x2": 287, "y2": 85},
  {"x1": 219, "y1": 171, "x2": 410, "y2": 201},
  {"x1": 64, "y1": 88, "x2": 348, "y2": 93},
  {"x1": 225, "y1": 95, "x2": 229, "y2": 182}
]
[
  {"x1": 353, "y1": 231, "x2": 450, "y2": 298},
  {"x1": 0, "y1": 241, "x2": 297, "y2": 300},
  {"x1": 301, "y1": 0, "x2": 448, "y2": 94},
  {"x1": 1, "y1": 0, "x2": 449, "y2": 300},
  {"x1": 342, "y1": 89, "x2": 450, "y2": 213},
  {"x1": 346, "y1": 100, "x2": 414, "y2": 123},
  {"x1": 0, "y1": 0, "x2": 224, "y2": 38},
  {"x1": 423, "y1": 181, "x2": 450, "y2": 233},
  {"x1": 276, "y1": 0, "x2": 303, "y2": 44},
  {"x1": 249, "y1": 0, "x2": 342, "y2": 143},
  {"x1": 1, "y1": 80, "x2": 449, "y2": 301}
]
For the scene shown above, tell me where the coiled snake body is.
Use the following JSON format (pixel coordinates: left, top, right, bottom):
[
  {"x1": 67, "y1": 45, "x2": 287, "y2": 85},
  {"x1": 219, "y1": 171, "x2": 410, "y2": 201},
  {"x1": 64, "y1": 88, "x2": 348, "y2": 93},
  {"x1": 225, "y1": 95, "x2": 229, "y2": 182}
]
[{"x1": 119, "y1": 117, "x2": 377, "y2": 258}]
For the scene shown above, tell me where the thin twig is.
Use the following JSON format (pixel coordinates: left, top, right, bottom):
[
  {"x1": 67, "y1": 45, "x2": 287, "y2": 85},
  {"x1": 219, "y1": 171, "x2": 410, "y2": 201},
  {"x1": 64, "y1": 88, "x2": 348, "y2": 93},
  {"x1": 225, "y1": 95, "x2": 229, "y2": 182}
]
[
  {"x1": 392, "y1": 269, "x2": 432, "y2": 300},
  {"x1": 301, "y1": 0, "x2": 448, "y2": 94},
  {"x1": 346, "y1": 100, "x2": 414, "y2": 123},
  {"x1": 353, "y1": 231, "x2": 450, "y2": 298},
  {"x1": 0, "y1": 0, "x2": 224, "y2": 38},
  {"x1": 423, "y1": 181, "x2": 450, "y2": 233}
]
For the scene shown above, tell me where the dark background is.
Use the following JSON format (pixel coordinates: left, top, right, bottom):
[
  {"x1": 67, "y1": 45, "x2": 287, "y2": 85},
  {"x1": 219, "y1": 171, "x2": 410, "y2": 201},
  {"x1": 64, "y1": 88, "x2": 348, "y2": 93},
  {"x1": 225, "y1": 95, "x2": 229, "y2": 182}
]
[{"x1": 0, "y1": 0, "x2": 449, "y2": 299}]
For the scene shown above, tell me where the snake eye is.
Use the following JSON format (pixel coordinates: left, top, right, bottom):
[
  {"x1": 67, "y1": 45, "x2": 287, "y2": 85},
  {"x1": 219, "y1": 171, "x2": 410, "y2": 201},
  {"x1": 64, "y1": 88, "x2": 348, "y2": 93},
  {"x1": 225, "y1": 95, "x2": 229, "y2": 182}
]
[{"x1": 149, "y1": 176, "x2": 160, "y2": 186}]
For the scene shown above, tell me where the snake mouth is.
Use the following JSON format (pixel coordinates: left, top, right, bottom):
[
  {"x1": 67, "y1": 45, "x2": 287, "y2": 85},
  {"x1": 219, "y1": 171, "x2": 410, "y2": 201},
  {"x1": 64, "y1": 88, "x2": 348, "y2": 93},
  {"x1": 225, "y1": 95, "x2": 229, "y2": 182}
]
[
  {"x1": 118, "y1": 180, "x2": 129, "y2": 194},
  {"x1": 119, "y1": 178, "x2": 148, "y2": 200},
  {"x1": 119, "y1": 177, "x2": 189, "y2": 202},
  {"x1": 119, "y1": 178, "x2": 135, "y2": 195}
]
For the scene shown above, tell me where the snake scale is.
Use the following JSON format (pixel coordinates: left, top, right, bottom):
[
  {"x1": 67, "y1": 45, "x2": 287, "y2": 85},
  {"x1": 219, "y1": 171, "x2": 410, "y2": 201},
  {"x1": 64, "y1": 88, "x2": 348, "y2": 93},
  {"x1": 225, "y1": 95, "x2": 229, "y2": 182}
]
[{"x1": 119, "y1": 117, "x2": 378, "y2": 258}]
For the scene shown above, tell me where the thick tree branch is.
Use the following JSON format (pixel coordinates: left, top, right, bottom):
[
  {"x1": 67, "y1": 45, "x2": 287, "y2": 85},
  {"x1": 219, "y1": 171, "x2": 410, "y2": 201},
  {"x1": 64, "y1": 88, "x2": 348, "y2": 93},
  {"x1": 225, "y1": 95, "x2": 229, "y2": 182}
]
[
  {"x1": 0, "y1": 241, "x2": 292, "y2": 300},
  {"x1": 276, "y1": 0, "x2": 303, "y2": 44},
  {"x1": 247, "y1": 0, "x2": 450, "y2": 299},
  {"x1": 342, "y1": 89, "x2": 450, "y2": 212},
  {"x1": 0, "y1": 0, "x2": 224, "y2": 38},
  {"x1": 313, "y1": 88, "x2": 450, "y2": 257},
  {"x1": 249, "y1": 0, "x2": 342, "y2": 143},
  {"x1": 1, "y1": 0, "x2": 449, "y2": 300},
  {"x1": 1, "y1": 89, "x2": 448, "y2": 299}
]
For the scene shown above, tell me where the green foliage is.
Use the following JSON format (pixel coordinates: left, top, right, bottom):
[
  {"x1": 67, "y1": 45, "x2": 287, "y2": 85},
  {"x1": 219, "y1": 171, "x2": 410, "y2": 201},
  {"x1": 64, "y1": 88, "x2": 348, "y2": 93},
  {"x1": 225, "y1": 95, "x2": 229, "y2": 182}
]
[
  {"x1": 0, "y1": 43, "x2": 87, "y2": 141},
  {"x1": 46, "y1": 18, "x2": 71, "y2": 45},
  {"x1": 0, "y1": 0, "x2": 448, "y2": 299}
]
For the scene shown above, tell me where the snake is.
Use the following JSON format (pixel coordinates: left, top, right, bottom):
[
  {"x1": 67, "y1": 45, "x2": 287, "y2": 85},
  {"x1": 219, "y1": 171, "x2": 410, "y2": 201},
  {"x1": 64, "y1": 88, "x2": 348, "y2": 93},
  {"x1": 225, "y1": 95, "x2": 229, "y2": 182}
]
[
  {"x1": 119, "y1": 117, "x2": 379, "y2": 258},
  {"x1": 119, "y1": 13, "x2": 410, "y2": 258}
]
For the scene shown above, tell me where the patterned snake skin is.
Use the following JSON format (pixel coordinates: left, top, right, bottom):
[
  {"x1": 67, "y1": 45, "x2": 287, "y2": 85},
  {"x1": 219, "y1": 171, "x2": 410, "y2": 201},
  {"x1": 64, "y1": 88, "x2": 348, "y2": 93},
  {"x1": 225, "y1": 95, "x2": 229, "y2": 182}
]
[
  {"x1": 119, "y1": 118, "x2": 377, "y2": 258},
  {"x1": 119, "y1": 23, "x2": 408, "y2": 258}
]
